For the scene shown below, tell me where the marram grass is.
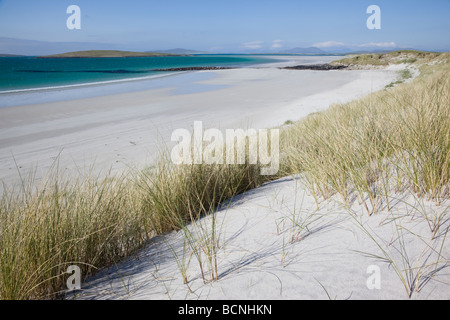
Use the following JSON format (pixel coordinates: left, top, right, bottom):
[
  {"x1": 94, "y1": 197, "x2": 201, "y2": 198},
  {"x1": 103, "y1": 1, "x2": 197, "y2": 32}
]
[
  {"x1": 0, "y1": 159, "x2": 265, "y2": 299},
  {"x1": 280, "y1": 61, "x2": 449, "y2": 213}
]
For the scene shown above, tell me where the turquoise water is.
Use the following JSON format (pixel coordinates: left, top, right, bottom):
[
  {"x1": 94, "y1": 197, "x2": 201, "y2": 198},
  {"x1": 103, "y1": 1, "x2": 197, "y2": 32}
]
[{"x1": 0, "y1": 55, "x2": 276, "y2": 92}]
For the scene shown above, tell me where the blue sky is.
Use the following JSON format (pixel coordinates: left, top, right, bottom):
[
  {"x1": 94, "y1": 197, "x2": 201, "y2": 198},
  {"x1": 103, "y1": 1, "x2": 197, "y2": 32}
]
[{"x1": 0, "y1": 0, "x2": 449, "y2": 54}]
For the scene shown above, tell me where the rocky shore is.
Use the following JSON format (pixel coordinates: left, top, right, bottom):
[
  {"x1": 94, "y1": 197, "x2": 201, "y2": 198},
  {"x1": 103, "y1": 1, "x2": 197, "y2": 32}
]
[
  {"x1": 281, "y1": 64, "x2": 348, "y2": 71},
  {"x1": 153, "y1": 66, "x2": 235, "y2": 72},
  {"x1": 153, "y1": 64, "x2": 349, "y2": 72}
]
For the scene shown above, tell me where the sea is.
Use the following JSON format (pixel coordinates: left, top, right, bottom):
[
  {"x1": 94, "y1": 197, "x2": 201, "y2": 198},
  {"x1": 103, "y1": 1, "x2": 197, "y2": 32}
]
[
  {"x1": 0, "y1": 55, "x2": 276, "y2": 93},
  {"x1": 0, "y1": 54, "x2": 281, "y2": 108}
]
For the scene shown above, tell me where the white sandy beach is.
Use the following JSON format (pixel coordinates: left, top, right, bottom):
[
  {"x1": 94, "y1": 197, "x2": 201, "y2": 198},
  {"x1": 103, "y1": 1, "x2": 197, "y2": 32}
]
[
  {"x1": 0, "y1": 56, "x2": 400, "y2": 190},
  {"x1": 72, "y1": 175, "x2": 449, "y2": 300}
]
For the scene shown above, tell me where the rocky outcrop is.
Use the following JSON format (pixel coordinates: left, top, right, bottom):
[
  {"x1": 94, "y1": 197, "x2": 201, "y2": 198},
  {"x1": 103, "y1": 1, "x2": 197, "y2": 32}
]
[
  {"x1": 153, "y1": 66, "x2": 235, "y2": 72},
  {"x1": 281, "y1": 64, "x2": 348, "y2": 71}
]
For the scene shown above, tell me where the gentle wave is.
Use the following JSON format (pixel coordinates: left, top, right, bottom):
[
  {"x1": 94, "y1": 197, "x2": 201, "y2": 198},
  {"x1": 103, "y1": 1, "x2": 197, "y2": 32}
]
[
  {"x1": 18, "y1": 69, "x2": 152, "y2": 74},
  {"x1": 0, "y1": 71, "x2": 183, "y2": 94}
]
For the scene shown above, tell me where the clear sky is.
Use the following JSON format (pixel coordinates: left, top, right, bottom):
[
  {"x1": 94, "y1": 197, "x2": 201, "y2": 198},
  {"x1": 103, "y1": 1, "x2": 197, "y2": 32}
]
[{"x1": 0, "y1": 0, "x2": 449, "y2": 54}]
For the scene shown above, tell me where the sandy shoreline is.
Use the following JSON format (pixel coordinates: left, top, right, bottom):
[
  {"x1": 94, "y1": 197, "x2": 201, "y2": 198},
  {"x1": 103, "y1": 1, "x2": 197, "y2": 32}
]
[{"x1": 0, "y1": 56, "x2": 399, "y2": 191}]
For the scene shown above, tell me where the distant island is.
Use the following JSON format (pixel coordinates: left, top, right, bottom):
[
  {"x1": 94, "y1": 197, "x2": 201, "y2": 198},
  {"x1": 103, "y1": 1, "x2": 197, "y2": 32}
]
[
  {"x1": 0, "y1": 53, "x2": 25, "y2": 57},
  {"x1": 39, "y1": 50, "x2": 187, "y2": 58},
  {"x1": 153, "y1": 66, "x2": 234, "y2": 72}
]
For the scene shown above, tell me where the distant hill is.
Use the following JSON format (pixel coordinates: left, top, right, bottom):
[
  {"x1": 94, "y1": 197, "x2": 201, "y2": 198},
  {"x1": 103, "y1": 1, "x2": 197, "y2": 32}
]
[
  {"x1": 39, "y1": 50, "x2": 185, "y2": 58},
  {"x1": 345, "y1": 48, "x2": 416, "y2": 55},
  {"x1": 330, "y1": 50, "x2": 447, "y2": 68},
  {"x1": 279, "y1": 47, "x2": 422, "y2": 55},
  {"x1": 151, "y1": 48, "x2": 209, "y2": 55},
  {"x1": 0, "y1": 53, "x2": 25, "y2": 57},
  {"x1": 281, "y1": 47, "x2": 327, "y2": 54}
]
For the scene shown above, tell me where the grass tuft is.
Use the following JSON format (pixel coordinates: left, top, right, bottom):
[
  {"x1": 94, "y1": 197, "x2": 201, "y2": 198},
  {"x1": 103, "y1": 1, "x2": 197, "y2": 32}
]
[{"x1": 280, "y1": 61, "x2": 449, "y2": 212}]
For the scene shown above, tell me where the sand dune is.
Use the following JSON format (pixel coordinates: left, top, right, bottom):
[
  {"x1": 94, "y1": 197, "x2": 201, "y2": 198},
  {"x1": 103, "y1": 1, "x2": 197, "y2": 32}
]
[{"x1": 72, "y1": 175, "x2": 449, "y2": 300}]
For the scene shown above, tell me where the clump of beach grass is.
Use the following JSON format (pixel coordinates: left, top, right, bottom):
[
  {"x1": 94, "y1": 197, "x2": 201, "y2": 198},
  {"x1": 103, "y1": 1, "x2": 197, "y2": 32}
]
[
  {"x1": 0, "y1": 167, "x2": 152, "y2": 300},
  {"x1": 136, "y1": 158, "x2": 263, "y2": 234},
  {"x1": 280, "y1": 62, "x2": 449, "y2": 213},
  {"x1": 0, "y1": 154, "x2": 265, "y2": 299},
  {"x1": 137, "y1": 158, "x2": 265, "y2": 284}
]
